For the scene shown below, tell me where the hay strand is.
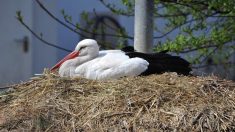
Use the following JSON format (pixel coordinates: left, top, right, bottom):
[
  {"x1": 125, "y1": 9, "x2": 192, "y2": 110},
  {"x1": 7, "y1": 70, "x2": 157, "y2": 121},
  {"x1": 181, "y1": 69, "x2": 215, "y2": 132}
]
[{"x1": 0, "y1": 70, "x2": 234, "y2": 131}]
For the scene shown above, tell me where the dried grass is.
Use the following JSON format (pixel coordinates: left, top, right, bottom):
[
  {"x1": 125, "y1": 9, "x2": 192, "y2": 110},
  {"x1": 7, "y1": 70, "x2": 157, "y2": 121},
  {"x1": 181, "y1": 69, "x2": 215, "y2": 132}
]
[{"x1": 0, "y1": 70, "x2": 235, "y2": 131}]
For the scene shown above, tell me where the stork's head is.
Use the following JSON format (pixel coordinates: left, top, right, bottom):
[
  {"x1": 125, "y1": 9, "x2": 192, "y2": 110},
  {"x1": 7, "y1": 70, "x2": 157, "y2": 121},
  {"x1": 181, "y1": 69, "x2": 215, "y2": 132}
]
[
  {"x1": 75, "y1": 39, "x2": 99, "y2": 57},
  {"x1": 50, "y1": 39, "x2": 99, "y2": 71}
]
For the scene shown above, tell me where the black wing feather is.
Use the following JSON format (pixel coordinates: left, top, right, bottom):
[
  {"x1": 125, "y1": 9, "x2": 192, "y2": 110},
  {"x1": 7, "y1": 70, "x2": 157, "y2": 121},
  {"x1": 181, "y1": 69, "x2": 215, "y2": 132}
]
[{"x1": 125, "y1": 52, "x2": 191, "y2": 75}]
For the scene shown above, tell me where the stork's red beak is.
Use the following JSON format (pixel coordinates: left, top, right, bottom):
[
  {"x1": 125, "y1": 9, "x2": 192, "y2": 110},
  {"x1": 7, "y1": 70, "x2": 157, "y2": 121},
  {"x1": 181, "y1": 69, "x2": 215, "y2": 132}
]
[{"x1": 50, "y1": 51, "x2": 79, "y2": 71}]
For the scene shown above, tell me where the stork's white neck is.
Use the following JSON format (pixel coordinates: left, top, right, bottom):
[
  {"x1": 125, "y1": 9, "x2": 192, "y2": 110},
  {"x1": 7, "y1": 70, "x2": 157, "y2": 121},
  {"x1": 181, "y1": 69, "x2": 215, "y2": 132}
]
[
  {"x1": 58, "y1": 54, "x2": 97, "y2": 77},
  {"x1": 58, "y1": 39, "x2": 100, "y2": 77}
]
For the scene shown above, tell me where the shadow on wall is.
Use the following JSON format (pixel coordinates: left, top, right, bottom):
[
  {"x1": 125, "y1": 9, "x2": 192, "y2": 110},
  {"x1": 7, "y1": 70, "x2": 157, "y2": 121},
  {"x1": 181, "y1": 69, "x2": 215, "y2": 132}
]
[{"x1": 80, "y1": 13, "x2": 128, "y2": 49}]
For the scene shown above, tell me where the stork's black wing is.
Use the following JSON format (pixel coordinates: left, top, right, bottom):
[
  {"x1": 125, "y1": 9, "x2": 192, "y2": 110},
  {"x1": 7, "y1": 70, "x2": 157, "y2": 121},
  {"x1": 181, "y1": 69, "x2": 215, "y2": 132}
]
[{"x1": 125, "y1": 52, "x2": 191, "y2": 75}]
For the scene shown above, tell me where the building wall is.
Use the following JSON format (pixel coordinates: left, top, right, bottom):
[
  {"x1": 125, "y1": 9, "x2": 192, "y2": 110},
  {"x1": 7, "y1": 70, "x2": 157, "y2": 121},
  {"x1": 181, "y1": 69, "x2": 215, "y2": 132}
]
[
  {"x1": 32, "y1": 0, "x2": 58, "y2": 74},
  {"x1": 56, "y1": 0, "x2": 134, "y2": 59},
  {"x1": 0, "y1": 1, "x2": 234, "y2": 87},
  {"x1": 0, "y1": 0, "x2": 33, "y2": 86}
]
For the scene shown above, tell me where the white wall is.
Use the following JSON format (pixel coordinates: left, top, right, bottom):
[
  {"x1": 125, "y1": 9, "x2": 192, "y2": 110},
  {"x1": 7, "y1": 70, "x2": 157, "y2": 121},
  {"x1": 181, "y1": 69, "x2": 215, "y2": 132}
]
[
  {"x1": 0, "y1": 0, "x2": 33, "y2": 86},
  {"x1": 0, "y1": 0, "x2": 59, "y2": 86},
  {"x1": 0, "y1": 0, "x2": 233, "y2": 86},
  {"x1": 32, "y1": 0, "x2": 59, "y2": 74}
]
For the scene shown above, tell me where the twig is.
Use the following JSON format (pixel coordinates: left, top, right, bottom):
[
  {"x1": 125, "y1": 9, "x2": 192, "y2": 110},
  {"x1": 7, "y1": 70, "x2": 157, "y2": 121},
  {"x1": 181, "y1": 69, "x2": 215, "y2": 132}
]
[
  {"x1": 192, "y1": 111, "x2": 204, "y2": 125},
  {"x1": 162, "y1": 0, "x2": 231, "y2": 14},
  {"x1": 35, "y1": 0, "x2": 87, "y2": 37},
  {"x1": 200, "y1": 47, "x2": 218, "y2": 64},
  {"x1": 154, "y1": 18, "x2": 198, "y2": 39},
  {"x1": 162, "y1": 0, "x2": 204, "y2": 12},
  {"x1": 190, "y1": 47, "x2": 218, "y2": 68},
  {"x1": 192, "y1": 62, "x2": 235, "y2": 69},
  {"x1": 179, "y1": 44, "x2": 217, "y2": 53},
  {"x1": 16, "y1": 18, "x2": 72, "y2": 52},
  {"x1": 99, "y1": 0, "x2": 134, "y2": 17},
  {"x1": 155, "y1": 13, "x2": 189, "y2": 18},
  {"x1": 63, "y1": 12, "x2": 133, "y2": 39},
  {"x1": 37, "y1": 0, "x2": 133, "y2": 39},
  {"x1": 103, "y1": 112, "x2": 133, "y2": 118},
  {"x1": 154, "y1": 10, "x2": 219, "y2": 39}
]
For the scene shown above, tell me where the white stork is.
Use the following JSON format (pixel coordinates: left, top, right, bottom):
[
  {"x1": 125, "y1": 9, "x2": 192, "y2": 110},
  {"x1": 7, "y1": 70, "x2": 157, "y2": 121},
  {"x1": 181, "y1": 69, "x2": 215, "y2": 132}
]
[
  {"x1": 51, "y1": 39, "x2": 191, "y2": 80},
  {"x1": 51, "y1": 39, "x2": 149, "y2": 80}
]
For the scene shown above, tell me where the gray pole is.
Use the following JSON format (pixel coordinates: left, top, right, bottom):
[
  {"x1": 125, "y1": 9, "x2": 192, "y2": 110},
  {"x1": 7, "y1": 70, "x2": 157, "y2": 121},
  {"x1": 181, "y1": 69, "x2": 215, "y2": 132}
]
[{"x1": 134, "y1": 0, "x2": 154, "y2": 53}]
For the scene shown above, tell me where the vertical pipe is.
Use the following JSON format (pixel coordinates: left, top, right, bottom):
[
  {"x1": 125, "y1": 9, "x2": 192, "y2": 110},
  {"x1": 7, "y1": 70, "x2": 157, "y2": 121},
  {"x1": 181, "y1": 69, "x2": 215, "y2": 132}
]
[{"x1": 134, "y1": 0, "x2": 154, "y2": 53}]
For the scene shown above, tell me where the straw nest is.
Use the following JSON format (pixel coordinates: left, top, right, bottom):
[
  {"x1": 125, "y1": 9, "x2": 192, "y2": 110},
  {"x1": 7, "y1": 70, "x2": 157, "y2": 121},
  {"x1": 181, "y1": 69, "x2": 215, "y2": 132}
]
[{"x1": 0, "y1": 70, "x2": 235, "y2": 132}]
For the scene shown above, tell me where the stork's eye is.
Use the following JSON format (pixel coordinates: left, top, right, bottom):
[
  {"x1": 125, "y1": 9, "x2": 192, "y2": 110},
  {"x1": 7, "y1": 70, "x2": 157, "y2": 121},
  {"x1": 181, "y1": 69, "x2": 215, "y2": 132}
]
[{"x1": 79, "y1": 46, "x2": 86, "y2": 51}]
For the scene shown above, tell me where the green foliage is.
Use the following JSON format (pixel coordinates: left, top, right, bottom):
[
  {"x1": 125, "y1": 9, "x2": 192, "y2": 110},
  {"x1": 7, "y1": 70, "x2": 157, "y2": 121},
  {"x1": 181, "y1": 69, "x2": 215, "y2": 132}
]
[
  {"x1": 16, "y1": 0, "x2": 235, "y2": 68},
  {"x1": 150, "y1": 0, "x2": 235, "y2": 66},
  {"x1": 110, "y1": 0, "x2": 235, "y2": 64},
  {"x1": 100, "y1": 0, "x2": 134, "y2": 16},
  {"x1": 16, "y1": 11, "x2": 23, "y2": 22},
  {"x1": 60, "y1": 0, "x2": 235, "y2": 67}
]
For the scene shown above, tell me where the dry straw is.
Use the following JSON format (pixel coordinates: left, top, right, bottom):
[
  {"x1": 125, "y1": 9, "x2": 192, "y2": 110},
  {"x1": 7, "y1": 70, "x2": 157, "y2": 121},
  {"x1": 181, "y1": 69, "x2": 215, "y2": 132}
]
[{"x1": 0, "y1": 70, "x2": 235, "y2": 131}]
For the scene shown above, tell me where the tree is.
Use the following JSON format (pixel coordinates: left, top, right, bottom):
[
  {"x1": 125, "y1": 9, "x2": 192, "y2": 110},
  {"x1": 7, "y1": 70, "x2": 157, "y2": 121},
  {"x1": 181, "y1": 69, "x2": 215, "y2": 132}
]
[{"x1": 16, "y1": 0, "x2": 235, "y2": 70}]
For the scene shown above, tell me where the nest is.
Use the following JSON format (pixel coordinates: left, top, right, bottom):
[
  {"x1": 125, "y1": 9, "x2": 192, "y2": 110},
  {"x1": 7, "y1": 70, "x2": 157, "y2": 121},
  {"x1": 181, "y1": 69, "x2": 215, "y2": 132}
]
[{"x1": 0, "y1": 70, "x2": 235, "y2": 131}]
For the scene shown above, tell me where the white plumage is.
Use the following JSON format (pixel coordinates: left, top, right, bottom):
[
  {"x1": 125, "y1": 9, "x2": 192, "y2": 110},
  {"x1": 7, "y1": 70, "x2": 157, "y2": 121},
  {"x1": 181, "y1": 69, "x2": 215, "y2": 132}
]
[{"x1": 51, "y1": 39, "x2": 149, "y2": 80}]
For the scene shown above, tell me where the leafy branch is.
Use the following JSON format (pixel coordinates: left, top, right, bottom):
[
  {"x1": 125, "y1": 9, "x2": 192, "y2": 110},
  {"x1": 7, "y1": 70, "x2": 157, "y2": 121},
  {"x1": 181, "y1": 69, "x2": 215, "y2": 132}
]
[
  {"x1": 17, "y1": 0, "x2": 235, "y2": 70},
  {"x1": 99, "y1": 0, "x2": 134, "y2": 17},
  {"x1": 16, "y1": 11, "x2": 72, "y2": 52},
  {"x1": 61, "y1": 9, "x2": 133, "y2": 40},
  {"x1": 192, "y1": 62, "x2": 235, "y2": 69},
  {"x1": 35, "y1": 0, "x2": 133, "y2": 40}
]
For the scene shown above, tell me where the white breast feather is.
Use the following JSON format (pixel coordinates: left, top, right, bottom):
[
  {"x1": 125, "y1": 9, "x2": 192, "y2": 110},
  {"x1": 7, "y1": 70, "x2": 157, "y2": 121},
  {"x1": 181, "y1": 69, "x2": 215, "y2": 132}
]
[{"x1": 74, "y1": 51, "x2": 149, "y2": 80}]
